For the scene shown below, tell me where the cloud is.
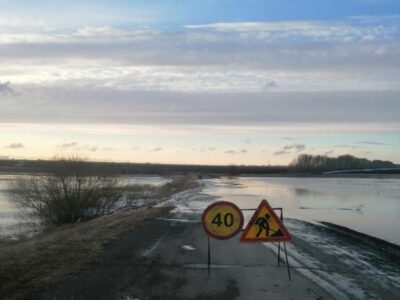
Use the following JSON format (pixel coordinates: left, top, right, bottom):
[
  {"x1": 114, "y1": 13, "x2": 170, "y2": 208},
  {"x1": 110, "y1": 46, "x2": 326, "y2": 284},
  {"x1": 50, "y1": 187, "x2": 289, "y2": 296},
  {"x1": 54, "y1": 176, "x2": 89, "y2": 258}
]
[
  {"x1": 74, "y1": 145, "x2": 98, "y2": 152},
  {"x1": 3, "y1": 88, "x2": 400, "y2": 128},
  {"x1": 273, "y1": 150, "x2": 291, "y2": 156},
  {"x1": 200, "y1": 147, "x2": 217, "y2": 153},
  {"x1": 149, "y1": 147, "x2": 162, "y2": 152},
  {"x1": 0, "y1": 81, "x2": 14, "y2": 96},
  {"x1": 335, "y1": 144, "x2": 362, "y2": 149},
  {"x1": 184, "y1": 19, "x2": 399, "y2": 43},
  {"x1": 57, "y1": 142, "x2": 98, "y2": 152},
  {"x1": 224, "y1": 149, "x2": 247, "y2": 155},
  {"x1": 357, "y1": 141, "x2": 390, "y2": 145},
  {"x1": 6, "y1": 142, "x2": 24, "y2": 149},
  {"x1": 282, "y1": 144, "x2": 306, "y2": 152},
  {"x1": 263, "y1": 81, "x2": 278, "y2": 90},
  {"x1": 224, "y1": 150, "x2": 236, "y2": 155},
  {"x1": 59, "y1": 142, "x2": 78, "y2": 149},
  {"x1": 273, "y1": 144, "x2": 306, "y2": 156}
]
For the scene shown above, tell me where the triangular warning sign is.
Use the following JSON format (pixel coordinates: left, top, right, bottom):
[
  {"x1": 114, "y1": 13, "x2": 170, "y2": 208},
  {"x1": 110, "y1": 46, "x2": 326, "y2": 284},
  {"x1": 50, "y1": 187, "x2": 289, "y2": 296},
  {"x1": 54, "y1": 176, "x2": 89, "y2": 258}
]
[{"x1": 240, "y1": 199, "x2": 292, "y2": 242}]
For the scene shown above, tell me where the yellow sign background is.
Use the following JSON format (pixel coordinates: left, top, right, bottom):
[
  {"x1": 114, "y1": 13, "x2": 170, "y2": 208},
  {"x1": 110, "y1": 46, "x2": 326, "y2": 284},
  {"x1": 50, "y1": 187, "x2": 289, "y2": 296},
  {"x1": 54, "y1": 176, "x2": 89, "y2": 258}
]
[{"x1": 202, "y1": 201, "x2": 244, "y2": 239}]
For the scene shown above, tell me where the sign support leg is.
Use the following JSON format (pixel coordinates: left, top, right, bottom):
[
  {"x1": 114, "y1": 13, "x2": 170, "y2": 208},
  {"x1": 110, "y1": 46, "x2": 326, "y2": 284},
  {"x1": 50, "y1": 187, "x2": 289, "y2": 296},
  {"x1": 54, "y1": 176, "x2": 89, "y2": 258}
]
[
  {"x1": 207, "y1": 235, "x2": 211, "y2": 275},
  {"x1": 277, "y1": 242, "x2": 281, "y2": 266},
  {"x1": 283, "y1": 241, "x2": 291, "y2": 280},
  {"x1": 279, "y1": 208, "x2": 291, "y2": 281},
  {"x1": 277, "y1": 209, "x2": 283, "y2": 266}
]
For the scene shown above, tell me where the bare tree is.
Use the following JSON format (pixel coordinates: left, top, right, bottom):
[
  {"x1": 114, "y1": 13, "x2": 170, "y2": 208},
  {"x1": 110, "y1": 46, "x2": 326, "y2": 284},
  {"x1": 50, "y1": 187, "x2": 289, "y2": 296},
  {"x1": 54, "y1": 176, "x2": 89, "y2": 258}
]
[{"x1": 10, "y1": 157, "x2": 121, "y2": 224}]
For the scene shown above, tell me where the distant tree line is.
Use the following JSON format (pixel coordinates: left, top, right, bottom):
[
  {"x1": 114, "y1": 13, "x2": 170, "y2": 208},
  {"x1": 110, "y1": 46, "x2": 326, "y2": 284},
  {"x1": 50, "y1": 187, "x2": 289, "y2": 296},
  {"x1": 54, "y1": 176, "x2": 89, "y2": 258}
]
[
  {"x1": 0, "y1": 158, "x2": 288, "y2": 176},
  {"x1": 289, "y1": 154, "x2": 397, "y2": 172}
]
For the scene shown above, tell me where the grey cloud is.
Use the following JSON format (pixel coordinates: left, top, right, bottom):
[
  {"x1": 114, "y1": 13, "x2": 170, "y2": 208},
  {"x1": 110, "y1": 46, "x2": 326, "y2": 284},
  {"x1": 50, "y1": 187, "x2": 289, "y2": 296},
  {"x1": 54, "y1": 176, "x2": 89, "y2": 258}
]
[
  {"x1": 59, "y1": 142, "x2": 78, "y2": 149},
  {"x1": 75, "y1": 145, "x2": 98, "y2": 152},
  {"x1": 273, "y1": 144, "x2": 306, "y2": 156},
  {"x1": 150, "y1": 147, "x2": 162, "y2": 152},
  {"x1": 200, "y1": 147, "x2": 216, "y2": 153},
  {"x1": 263, "y1": 81, "x2": 278, "y2": 90},
  {"x1": 282, "y1": 144, "x2": 306, "y2": 153},
  {"x1": 224, "y1": 149, "x2": 247, "y2": 155},
  {"x1": 0, "y1": 81, "x2": 14, "y2": 96},
  {"x1": 57, "y1": 142, "x2": 98, "y2": 152},
  {"x1": 357, "y1": 141, "x2": 390, "y2": 145},
  {"x1": 2, "y1": 88, "x2": 400, "y2": 127},
  {"x1": 1, "y1": 24, "x2": 400, "y2": 73},
  {"x1": 6, "y1": 142, "x2": 24, "y2": 149},
  {"x1": 273, "y1": 150, "x2": 290, "y2": 156},
  {"x1": 335, "y1": 144, "x2": 362, "y2": 149}
]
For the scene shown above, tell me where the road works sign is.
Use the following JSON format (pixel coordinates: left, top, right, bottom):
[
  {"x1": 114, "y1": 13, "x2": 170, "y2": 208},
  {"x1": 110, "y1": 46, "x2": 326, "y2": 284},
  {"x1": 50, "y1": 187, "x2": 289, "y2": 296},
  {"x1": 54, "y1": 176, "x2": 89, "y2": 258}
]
[
  {"x1": 240, "y1": 199, "x2": 292, "y2": 243},
  {"x1": 202, "y1": 201, "x2": 244, "y2": 240}
]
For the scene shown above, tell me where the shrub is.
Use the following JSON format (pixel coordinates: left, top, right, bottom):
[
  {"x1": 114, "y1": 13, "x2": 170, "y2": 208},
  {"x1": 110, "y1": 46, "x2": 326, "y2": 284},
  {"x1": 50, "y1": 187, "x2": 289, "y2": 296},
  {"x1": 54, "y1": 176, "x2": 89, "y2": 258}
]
[{"x1": 10, "y1": 157, "x2": 121, "y2": 224}]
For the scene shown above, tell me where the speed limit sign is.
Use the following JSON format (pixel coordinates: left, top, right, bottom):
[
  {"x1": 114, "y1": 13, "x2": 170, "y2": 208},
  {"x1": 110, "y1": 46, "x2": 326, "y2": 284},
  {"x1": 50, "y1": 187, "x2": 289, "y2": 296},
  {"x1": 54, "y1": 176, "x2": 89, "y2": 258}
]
[{"x1": 201, "y1": 201, "x2": 244, "y2": 240}]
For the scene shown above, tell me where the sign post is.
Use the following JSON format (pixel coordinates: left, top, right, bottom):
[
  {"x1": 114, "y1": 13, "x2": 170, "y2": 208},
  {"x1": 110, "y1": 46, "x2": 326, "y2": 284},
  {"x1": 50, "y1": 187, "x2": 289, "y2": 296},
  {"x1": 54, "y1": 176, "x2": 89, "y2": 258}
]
[
  {"x1": 201, "y1": 199, "x2": 293, "y2": 280},
  {"x1": 201, "y1": 201, "x2": 244, "y2": 274}
]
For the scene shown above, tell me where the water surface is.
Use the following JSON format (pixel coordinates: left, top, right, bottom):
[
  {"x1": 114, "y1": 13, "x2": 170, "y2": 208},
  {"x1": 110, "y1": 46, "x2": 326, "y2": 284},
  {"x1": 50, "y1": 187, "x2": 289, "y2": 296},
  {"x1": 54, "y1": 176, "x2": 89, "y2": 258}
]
[{"x1": 203, "y1": 177, "x2": 400, "y2": 246}]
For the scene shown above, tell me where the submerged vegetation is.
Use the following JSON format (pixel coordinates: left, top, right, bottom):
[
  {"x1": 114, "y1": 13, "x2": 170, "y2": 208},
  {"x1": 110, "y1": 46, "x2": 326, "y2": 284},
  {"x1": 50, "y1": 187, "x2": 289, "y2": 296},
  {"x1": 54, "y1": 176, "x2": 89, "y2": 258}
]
[
  {"x1": 10, "y1": 157, "x2": 121, "y2": 225},
  {"x1": 9, "y1": 157, "x2": 198, "y2": 225}
]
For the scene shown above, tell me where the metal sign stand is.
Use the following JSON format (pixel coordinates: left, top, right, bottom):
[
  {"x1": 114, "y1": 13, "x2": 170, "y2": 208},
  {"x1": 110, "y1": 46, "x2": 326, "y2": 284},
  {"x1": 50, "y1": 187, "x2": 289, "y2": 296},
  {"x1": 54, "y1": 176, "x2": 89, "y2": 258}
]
[
  {"x1": 207, "y1": 235, "x2": 211, "y2": 275},
  {"x1": 274, "y1": 208, "x2": 291, "y2": 281},
  {"x1": 205, "y1": 206, "x2": 291, "y2": 280}
]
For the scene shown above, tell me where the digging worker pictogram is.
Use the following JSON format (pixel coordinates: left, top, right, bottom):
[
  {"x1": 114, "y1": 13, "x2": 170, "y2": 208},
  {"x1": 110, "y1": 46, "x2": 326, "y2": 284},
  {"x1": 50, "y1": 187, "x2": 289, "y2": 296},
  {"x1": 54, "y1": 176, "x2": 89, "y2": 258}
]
[{"x1": 255, "y1": 213, "x2": 271, "y2": 237}]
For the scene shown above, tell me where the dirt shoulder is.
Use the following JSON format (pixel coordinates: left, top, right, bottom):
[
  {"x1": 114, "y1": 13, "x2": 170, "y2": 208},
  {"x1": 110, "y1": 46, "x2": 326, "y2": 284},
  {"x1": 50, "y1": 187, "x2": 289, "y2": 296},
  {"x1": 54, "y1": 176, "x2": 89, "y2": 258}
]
[{"x1": 0, "y1": 206, "x2": 172, "y2": 300}]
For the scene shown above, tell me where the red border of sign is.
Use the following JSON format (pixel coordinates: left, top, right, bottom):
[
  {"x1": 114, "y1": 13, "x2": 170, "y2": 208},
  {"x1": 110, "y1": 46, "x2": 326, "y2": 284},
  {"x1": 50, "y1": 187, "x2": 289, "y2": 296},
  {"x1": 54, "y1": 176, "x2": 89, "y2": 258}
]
[
  {"x1": 240, "y1": 199, "x2": 292, "y2": 243},
  {"x1": 201, "y1": 201, "x2": 244, "y2": 240}
]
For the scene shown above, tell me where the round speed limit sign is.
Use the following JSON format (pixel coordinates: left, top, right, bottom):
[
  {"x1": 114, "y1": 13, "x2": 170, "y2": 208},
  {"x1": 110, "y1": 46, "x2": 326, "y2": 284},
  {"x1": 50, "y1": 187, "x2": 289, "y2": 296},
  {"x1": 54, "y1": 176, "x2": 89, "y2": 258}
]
[{"x1": 201, "y1": 201, "x2": 244, "y2": 240}]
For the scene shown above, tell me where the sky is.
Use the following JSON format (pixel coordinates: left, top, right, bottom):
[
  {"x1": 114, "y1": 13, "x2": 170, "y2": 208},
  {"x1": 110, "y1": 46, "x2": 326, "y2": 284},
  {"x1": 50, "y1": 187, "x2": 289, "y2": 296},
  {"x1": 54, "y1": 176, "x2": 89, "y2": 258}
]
[{"x1": 0, "y1": 0, "x2": 399, "y2": 165}]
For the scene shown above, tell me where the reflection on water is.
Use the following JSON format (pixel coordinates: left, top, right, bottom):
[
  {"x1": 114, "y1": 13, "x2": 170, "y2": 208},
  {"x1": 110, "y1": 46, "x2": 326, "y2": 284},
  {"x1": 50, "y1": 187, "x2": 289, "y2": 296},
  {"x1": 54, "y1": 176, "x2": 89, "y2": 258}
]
[{"x1": 204, "y1": 177, "x2": 400, "y2": 246}]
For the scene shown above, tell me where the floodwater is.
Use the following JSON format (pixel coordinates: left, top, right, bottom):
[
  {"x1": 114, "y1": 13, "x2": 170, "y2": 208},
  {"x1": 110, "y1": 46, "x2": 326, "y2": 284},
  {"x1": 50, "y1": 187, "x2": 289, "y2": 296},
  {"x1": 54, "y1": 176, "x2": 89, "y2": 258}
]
[
  {"x1": 1, "y1": 175, "x2": 399, "y2": 245},
  {"x1": 169, "y1": 177, "x2": 400, "y2": 299},
  {"x1": 203, "y1": 177, "x2": 400, "y2": 246},
  {"x1": 0, "y1": 174, "x2": 169, "y2": 238}
]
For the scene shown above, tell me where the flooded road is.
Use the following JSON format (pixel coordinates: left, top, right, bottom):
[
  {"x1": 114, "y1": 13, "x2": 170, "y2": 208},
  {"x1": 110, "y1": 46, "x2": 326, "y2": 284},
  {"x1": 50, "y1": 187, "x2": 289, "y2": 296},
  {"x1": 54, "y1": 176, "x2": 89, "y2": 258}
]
[{"x1": 170, "y1": 178, "x2": 400, "y2": 299}]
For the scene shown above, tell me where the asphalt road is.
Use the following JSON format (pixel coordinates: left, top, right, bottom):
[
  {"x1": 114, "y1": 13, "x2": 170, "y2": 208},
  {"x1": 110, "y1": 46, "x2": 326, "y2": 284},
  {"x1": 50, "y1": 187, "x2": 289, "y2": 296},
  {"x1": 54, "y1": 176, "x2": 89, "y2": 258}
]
[{"x1": 39, "y1": 209, "x2": 332, "y2": 300}]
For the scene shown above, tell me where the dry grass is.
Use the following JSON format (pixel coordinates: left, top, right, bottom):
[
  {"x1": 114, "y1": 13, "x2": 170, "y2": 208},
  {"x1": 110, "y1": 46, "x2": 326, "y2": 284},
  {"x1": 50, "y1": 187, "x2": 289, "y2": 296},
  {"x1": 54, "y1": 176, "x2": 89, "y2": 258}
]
[
  {"x1": 0, "y1": 173, "x2": 198, "y2": 299},
  {"x1": 0, "y1": 206, "x2": 172, "y2": 300}
]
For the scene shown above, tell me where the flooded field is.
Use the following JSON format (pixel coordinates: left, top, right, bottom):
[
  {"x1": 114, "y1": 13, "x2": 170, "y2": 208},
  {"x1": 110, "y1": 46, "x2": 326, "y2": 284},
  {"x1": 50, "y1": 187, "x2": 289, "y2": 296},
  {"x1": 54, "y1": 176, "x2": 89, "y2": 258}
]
[{"x1": 0, "y1": 174, "x2": 169, "y2": 238}]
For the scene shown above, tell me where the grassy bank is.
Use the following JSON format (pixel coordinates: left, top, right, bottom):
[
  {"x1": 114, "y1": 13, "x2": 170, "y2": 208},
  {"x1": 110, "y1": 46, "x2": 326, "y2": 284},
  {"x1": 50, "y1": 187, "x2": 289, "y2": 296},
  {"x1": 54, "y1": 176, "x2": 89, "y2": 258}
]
[{"x1": 0, "y1": 174, "x2": 198, "y2": 299}]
